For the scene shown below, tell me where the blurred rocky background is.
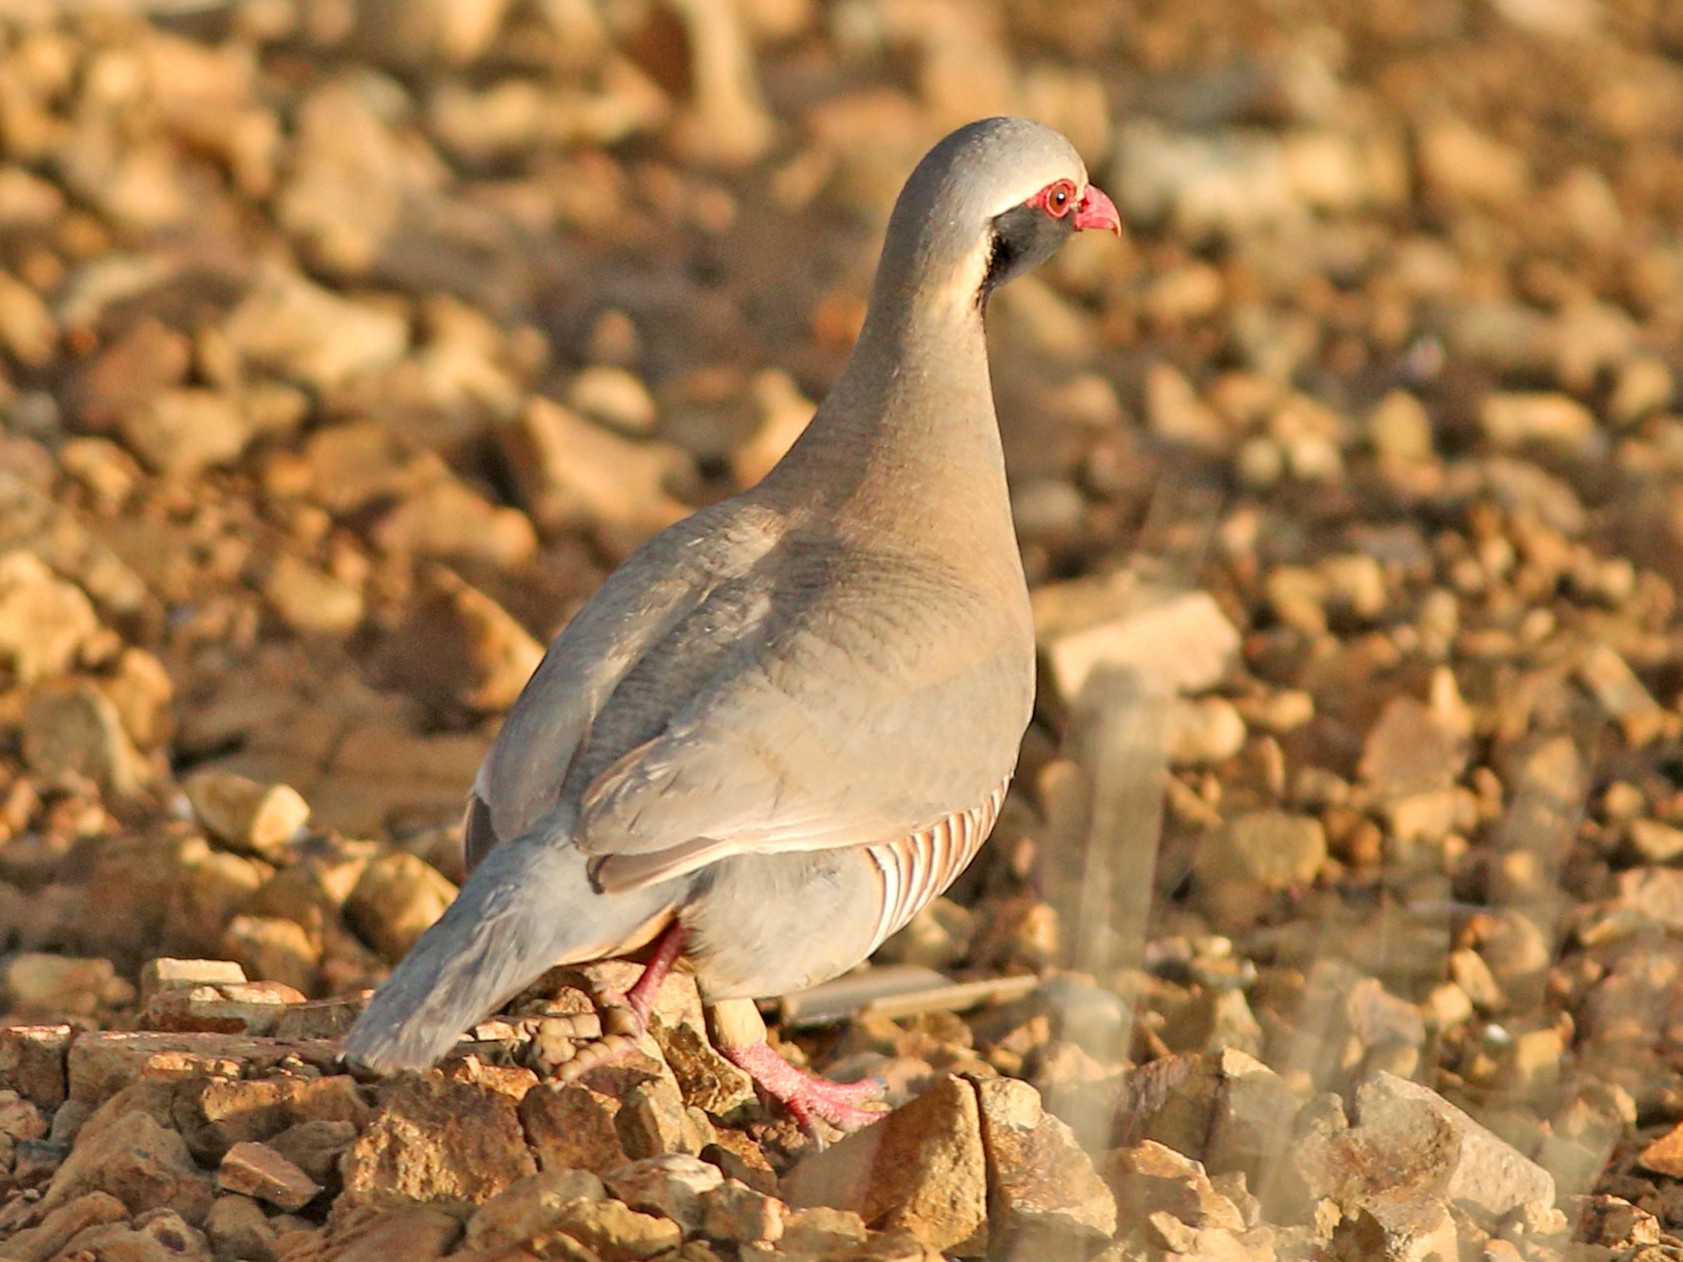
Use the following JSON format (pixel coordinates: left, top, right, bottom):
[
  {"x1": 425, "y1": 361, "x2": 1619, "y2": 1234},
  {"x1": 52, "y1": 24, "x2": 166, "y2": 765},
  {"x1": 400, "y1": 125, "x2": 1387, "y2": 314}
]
[{"x1": 1, "y1": 0, "x2": 1682, "y2": 1258}]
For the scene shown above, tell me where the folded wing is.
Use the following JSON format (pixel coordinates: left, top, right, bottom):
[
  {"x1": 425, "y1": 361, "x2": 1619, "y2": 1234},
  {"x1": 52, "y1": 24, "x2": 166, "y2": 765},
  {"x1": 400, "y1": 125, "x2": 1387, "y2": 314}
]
[{"x1": 575, "y1": 563, "x2": 1030, "y2": 892}]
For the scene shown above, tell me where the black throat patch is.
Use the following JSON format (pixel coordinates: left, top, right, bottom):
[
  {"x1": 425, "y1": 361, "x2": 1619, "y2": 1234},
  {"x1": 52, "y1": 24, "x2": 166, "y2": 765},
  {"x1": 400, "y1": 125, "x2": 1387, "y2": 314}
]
[{"x1": 980, "y1": 202, "x2": 1077, "y2": 306}]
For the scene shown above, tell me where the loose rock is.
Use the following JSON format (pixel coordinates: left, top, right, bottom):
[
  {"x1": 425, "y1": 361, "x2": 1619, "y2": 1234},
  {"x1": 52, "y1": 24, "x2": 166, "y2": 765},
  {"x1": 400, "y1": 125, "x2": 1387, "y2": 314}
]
[
  {"x1": 605, "y1": 1153, "x2": 723, "y2": 1232},
  {"x1": 519, "y1": 1081, "x2": 631, "y2": 1175},
  {"x1": 22, "y1": 682, "x2": 148, "y2": 795},
  {"x1": 0, "y1": 551, "x2": 99, "y2": 685},
  {"x1": 340, "y1": 1074, "x2": 536, "y2": 1205},
  {"x1": 1035, "y1": 581, "x2": 1240, "y2": 707},
  {"x1": 463, "y1": 1168, "x2": 606, "y2": 1252},
  {"x1": 216, "y1": 1139, "x2": 322, "y2": 1210},
  {"x1": 185, "y1": 771, "x2": 312, "y2": 861},
  {"x1": 784, "y1": 1074, "x2": 988, "y2": 1256},
  {"x1": 972, "y1": 1075, "x2": 1116, "y2": 1255},
  {"x1": 39, "y1": 1108, "x2": 215, "y2": 1225},
  {"x1": 344, "y1": 852, "x2": 458, "y2": 963}
]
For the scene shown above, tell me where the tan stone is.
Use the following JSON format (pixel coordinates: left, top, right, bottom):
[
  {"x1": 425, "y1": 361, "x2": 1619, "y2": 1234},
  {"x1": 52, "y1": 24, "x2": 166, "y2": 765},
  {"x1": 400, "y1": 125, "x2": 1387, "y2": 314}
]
[
  {"x1": 269, "y1": 1118, "x2": 361, "y2": 1185},
  {"x1": 310, "y1": 725, "x2": 489, "y2": 831},
  {"x1": 1359, "y1": 696, "x2": 1467, "y2": 799},
  {"x1": 246, "y1": 855, "x2": 366, "y2": 925},
  {"x1": 519, "y1": 1080, "x2": 630, "y2": 1175},
  {"x1": 0, "y1": 550, "x2": 99, "y2": 685},
  {"x1": 1333, "y1": 1201, "x2": 1459, "y2": 1262},
  {"x1": 0, "y1": 1189, "x2": 128, "y2": 1262},
  {"x1": 344, "y1": 851, "x2": 458, "y2": 963},
  {"x1": 40, "y1": 1109, "x2": 215, "y2": 1225},
  {"x1": 67, "y1": 1035, "x2": 235, "y2": 1107},
  {"x1": 1167, "y1": 694, "x2": 1247, "y2": 767},
  {"x1": 701, "y1": 1178, "x2": 785, "y2": 1243},
  {"x1": 185, "y1": 770, "x2": 312, "y2": 860},
  {"x1": 442, "y1": 1055, "x2": 539, "y2": 1101},
  {"x1": 372, "y1": 566, "x2": 544, "y2": 715},
  {"x1": 63, "y1": 317, "x2": 191, "y2": 433},
  {"x1": 218, "y1": 912, "x2": 322, "y2": 993},
  {"x1": 57, "y1": 1208, "x2": 214, "y2": 1262},
  {"x1": 1034, "y1": 582, "x2": 1239, "y2": 708},
  {"x1": 1636, "y1": 1121, "x2": 1683, "y2": 1178},
  {"x1": 139, "y1": 958, "x2": 249, "y2": 1002},
  {"x1": 651, "y1": 1017, "x2": 757, "y2": 1119},
  {"x1": 223, "y1": 265, "x2": 409, "y2": 393},
  {"x1": 783, "y1": 1074, "x2": 988, "y2": 1256},
  {"x1": 373, "y1": 475, "x2": 538, "y2": 570},
  {"x1": 1479, "y1": 391, "x2": 1596, "y2": 451},
  {"x1": 617, "y1": 1073, "x2": 704, "y2": 1159},
  {"x1": 264, "y1": 552, "x2": 366, "y2": 635},
  {"x1": 165, "y1": 850, "x2": 271, "y2": 959},
  {"x1": 282, "y1": 1204, "x2": 462, "y2": 1262},
  {"x1": 1104, "y1": 1140, "x2": 1247, "y2": 1233},
  {"x1": 568, "y1": 363, "x2": 658, "y2": 434},
  {"x1": 66, "y1": 1078, "x2": 178, "y2": 1145},
  {"x1": 1421, "y1": 109, "x2": 1524, "y2": 197},
  {"x1": 779, "y1": 1205, "x2": 869, "y2": 1252},
  {"x1": 1, "y1": 951, "x2": 133, "y2": 1016},
  {"x1": 1352, "y1": 1072, "x2": 1555, "y2": 1223},
  {"x1": 605, "y1": 1153, "x2": 722, "y2": 1232},
  {"x1": 204, "y1": 1194, "x2": 279, "y2": 1262},
  {"x1": 702, "y1": 1130, "x2": 779, "y2": 1196},
  {"x1": 119, "y1": 387, "x2": 256, "y2": 475},
  {"x1": 464, "y1": 1168, "x2": 606, "y2": 1251},
  {"x1": 138, "y1": 979, "x2": 309, "y2": 1037},
  {"x1": 1578, "y1": 1193, "x2": 1662, "y2": 1248},
  {"x1": 66, "y1": 1031, "x2": 342, "y2": 1108},
  {"x1": 972, "y1": 1075, "x2": 1116, "y2": 1253},
  {"x1": 0, "y1": 1023, "x2": 71, "y2": 1109},
  {"x1": 1118, "y1": 1048, "x2": 1301, "y2": 1179},
  {"x1": 545, "y1": 1197, "x2": 683, "y2": 1262},
  {"x1": 22, "y1": 681, "x2": 149, "y2": 795},
  {"x1": 0, "y1": 1087, "x2": 47, "y2": 1142},
  {"x1": 272, "y1": 995, "x2": 368, "y2": 1041},
  {"x1": 342, "y1": 1073, "x2": 536, "y2": 1205},
  {"x1": 176, "y1": 1073, "x2": 368, "y2": 1163},
  {"x1": 1196, "y1": 810, "x2": 1327, "y2": 891},
  {"x1": 499, "y1": 396, "x2": 690, "y2": 558},
  {"x1": 1628, "y1": 818, "x2": 1683, "y2": 864},
  {"x1": 217, "y1": 1139, "x2": 323, "y2": 1210},
  {"x1": 1290, "y1": 1072, "x2": 1557, "y2": 1232}
]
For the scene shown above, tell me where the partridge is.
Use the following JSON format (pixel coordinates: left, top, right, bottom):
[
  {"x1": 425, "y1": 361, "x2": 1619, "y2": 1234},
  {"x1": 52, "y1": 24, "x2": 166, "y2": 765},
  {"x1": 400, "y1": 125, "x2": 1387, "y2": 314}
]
[{"x1": 345, "y1": 116, "x2": 1122, "y2": 1129}]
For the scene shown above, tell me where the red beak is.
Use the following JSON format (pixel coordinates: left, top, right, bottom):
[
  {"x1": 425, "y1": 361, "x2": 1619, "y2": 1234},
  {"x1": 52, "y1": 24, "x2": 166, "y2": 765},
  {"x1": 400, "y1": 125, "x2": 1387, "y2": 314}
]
[{"x1": 1072, "y1": 184, "x2": 1122, "y2": 236}]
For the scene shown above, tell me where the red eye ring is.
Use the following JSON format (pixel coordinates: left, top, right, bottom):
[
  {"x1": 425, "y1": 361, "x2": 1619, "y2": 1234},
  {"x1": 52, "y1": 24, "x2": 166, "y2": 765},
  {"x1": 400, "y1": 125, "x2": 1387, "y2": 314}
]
[{"x1": 1036, "y1": 178, "x2": 1078, "y2": 218}]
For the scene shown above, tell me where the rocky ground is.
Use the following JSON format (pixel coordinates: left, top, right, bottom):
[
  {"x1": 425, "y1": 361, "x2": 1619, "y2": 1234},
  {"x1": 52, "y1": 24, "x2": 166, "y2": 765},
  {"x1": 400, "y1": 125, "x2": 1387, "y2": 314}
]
[{"x1": 1, "y1": 0, "x2": 1683, "y2": 1258}]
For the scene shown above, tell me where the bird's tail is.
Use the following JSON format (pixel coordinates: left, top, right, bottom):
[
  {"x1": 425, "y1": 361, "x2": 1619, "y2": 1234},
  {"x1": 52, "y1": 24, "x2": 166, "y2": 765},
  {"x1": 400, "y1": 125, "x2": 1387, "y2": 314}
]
[{"x1": 343, "y1": 830, "x2": 675, "y2": 1073}]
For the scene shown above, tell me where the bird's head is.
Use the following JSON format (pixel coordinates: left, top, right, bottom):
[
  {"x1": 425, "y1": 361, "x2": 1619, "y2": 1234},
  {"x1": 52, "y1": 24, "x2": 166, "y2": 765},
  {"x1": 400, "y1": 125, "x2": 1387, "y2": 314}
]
[{"x1": 874, "y1": 116, "x2": 1122, "y2": 315}]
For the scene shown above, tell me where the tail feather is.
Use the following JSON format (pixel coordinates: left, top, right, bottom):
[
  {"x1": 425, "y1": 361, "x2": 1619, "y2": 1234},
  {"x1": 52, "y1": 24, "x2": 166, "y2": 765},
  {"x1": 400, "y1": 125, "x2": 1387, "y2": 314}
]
[{"x1": 343, "y1": 832, "x2": 675, "y2": 1072}]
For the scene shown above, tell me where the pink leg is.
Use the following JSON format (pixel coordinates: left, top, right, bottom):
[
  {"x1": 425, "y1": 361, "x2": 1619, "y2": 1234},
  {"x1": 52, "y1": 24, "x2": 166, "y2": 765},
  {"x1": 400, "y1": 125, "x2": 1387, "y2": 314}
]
[
  {"x1": 719, "y1": 1038, "x2": 886, "y2": 1133},
  {"x1": 621, "y1": 921, "x2": 687, "y2": 1028}
]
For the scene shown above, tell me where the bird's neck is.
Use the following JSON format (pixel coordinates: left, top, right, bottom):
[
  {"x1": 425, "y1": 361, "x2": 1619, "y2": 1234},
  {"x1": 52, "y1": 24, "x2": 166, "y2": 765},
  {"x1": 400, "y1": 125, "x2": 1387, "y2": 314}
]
[{"x1": 763, "y1": 285, "x2": 1019, "y2": 563}]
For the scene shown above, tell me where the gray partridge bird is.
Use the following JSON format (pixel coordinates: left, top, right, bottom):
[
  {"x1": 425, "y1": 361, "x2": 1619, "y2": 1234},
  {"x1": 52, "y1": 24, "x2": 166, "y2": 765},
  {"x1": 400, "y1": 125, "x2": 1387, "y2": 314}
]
[{"x1": 344, "y1": 116, "x2": 1121, "y2": 1130}]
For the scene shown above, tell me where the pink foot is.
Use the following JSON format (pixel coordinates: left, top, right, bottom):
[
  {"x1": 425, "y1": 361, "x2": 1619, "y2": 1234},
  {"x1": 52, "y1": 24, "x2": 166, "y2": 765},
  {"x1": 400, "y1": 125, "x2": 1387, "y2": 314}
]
[
  {"x1": 527, "y1": 922, "x2": 686, "y2": 1081},
  {"x1": 720, "y1": 1038, "x2": 887, "y2": 1133}
]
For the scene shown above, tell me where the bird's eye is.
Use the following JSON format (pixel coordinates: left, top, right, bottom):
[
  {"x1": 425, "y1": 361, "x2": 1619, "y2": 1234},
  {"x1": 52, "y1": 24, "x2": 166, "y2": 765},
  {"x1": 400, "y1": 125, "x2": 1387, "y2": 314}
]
[{"x1": 1039, "y1": 179, "x2": 1077, "y2": 217}]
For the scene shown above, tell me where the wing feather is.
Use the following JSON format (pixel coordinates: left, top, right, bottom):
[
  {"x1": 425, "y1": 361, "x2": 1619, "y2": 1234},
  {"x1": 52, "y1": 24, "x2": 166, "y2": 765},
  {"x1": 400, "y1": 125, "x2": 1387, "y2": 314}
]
[
  {"x1": 576, "y1": 567, "x2": 1032, "y2": 891},
  {"x1": 469, "y1": 502, "x2": 786, "y2": 857}
]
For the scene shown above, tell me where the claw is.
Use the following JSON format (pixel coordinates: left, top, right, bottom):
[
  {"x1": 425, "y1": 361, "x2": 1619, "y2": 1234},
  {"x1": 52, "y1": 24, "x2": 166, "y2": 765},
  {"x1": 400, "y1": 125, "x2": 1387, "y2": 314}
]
[
  {"x1": 519, "y1": 922, "x2": 688, "y2": 1081},
  {"x1": 718, "y1": 1038, "x2": 889, "y2": 1134}
]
